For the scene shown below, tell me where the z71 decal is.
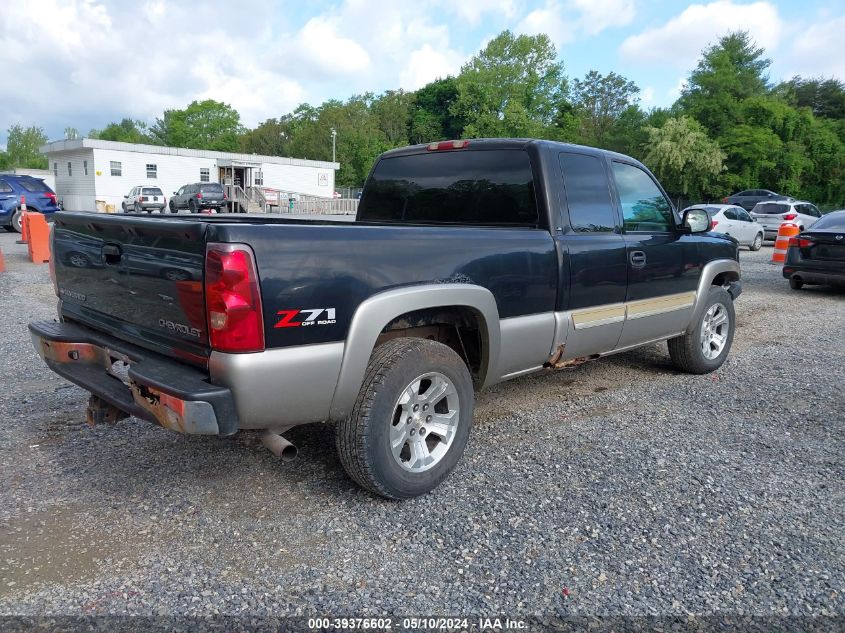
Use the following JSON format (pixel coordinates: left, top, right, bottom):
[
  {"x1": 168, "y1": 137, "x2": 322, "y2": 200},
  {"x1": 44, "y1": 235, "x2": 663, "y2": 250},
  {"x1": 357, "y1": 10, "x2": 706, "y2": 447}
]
[{"x1": 274, "y1": 308, "x2": 337, "y2": 328}]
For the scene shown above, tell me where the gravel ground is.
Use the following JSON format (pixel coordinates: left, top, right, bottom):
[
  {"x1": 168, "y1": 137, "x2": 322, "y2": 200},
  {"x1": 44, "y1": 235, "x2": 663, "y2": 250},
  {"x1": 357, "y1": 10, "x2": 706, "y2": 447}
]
[{"x1": 0, "y1": 230, "x2": 842, "y2": 629}]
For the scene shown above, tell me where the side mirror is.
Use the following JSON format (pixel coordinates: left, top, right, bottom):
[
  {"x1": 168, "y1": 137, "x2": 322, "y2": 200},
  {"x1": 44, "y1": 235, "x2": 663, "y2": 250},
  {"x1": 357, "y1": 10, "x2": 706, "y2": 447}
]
[
  {"x1": 682, "y1": 208, "x2": 711, "y2": 233},
  {"x1": 173, "y1": 191, "x2": 178, "y2": 195},
  {"x1": 123, "y1": 195, "x2": 128, "y2": 198}
]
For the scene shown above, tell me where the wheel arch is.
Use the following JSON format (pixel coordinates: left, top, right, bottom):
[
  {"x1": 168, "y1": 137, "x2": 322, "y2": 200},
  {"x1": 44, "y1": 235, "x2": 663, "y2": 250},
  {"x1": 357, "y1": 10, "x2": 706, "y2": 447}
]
[
  {"x1": 328, "y1": 284, "x2": 500, "y2": 421},
  {"x1": 688, "y1": 259, "x2": 740, "y2": 333}
]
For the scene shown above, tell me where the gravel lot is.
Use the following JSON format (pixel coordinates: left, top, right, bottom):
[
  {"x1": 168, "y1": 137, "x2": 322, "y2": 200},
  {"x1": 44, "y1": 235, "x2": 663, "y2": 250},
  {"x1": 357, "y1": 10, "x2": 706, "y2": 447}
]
[{"x1": 0, "y1": 229, "x2": 842, "y2": 628}]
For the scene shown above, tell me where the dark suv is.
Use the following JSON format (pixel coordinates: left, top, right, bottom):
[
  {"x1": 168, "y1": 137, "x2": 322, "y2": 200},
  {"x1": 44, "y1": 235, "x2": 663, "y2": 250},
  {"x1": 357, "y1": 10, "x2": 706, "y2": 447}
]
[
  {"x1": 168, "y1": 183, "x2": 227, "y2": 213},
  {"x1": 724, "y1": 189, "x2": 792, "y2": 211},
  {"x1": 0, "y1": 174, "x2": 60, "y2": 232}
]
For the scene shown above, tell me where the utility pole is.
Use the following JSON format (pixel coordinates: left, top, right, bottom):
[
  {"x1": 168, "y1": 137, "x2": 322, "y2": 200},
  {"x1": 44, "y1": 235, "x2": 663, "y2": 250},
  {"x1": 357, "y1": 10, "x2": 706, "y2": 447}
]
[{"x1": 330, "y1": 127, "x2": 337, "y2": 164}]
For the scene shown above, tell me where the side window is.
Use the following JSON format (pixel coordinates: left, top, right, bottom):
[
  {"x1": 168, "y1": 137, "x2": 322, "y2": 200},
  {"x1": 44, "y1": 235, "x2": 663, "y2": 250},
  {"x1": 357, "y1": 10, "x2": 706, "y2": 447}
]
[
  {"x1": 110, "y1": 161, "x2": 122, "y2": 177},
  {"x1": 0, "y1": 181, "x2": 12, "y2": 193},
  {"x1": 611, "y1": 162, "x2": 674, "y2": 232},
  {"x1": 809, "y1": 205, "x2": 820, "y2": 218},
  {"x1": 723, "y1": 209, "x2": 738, "y2": 220},
  {"x1": 200, "y1": 168, "x2": 210, "y2": 183},
  {"x1": 67, "y1": 162, "x2": 72, "y2": 177},
  {"x1": 53, "y1": 162, "x2": 58, "y2": 178},
  {"x1": 559, "y1": 152, "x2": 616, "y2": 233},
  {"x1": 146, "y1": 164, "x2": 157, "y2": 179},
  {"x1": 737, "y1": 209, "x2": 752, "y2": 222}
]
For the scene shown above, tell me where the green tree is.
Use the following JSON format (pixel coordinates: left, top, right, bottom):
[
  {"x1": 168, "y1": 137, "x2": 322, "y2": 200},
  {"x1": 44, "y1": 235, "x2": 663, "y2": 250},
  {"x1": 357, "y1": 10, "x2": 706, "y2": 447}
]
[
  {"x1": 371, "y1": 90, "x2": 413, "y2": 146},
  {"x1": 64, "y1": 127, "x2": 80, "y2": 140},
  {"x1": 775, "y1": 76, "x2": 845, "y2": 120},
  {"x1": 451, "y1": 30, "x2": 567, "y2": 138},
  {"x1": 150, "y1": 100, "x2": 244, "y2": 151},
  {"x1": 91, "y1": 118, "x2": 152, "y2": 144},
  {"x1": 678, "y1": 31, "x2": 771, "y2": 137},
  {"x1": 238, "y1": 117, "x2": 293, "y2": 156},
  {"x1": 3, "y1": 124, "x2": 48, "y2": 169},
  {"x1": 642, "y1": 116, "x2": 725, "y2": 199},
  {"x1": 570, "y1": 70, "x2": 640, "y2": 147},
  {"x1": 409, "y1": 77, "x2": 465, "y2": 143}
]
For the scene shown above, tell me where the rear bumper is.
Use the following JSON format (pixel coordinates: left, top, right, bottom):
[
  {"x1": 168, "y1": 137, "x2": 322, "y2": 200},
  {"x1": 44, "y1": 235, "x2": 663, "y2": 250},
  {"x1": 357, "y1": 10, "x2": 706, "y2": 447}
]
[
  {"x1": 782, "y1": 266, "x2": 845, "y2": 285},
  {"x1": 28, "y1": 320, "x2": 239, "y2": 435}
]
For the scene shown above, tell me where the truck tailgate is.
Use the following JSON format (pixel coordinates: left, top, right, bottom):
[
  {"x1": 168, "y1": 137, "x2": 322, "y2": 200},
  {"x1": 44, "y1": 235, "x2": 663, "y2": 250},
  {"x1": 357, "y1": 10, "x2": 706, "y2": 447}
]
[{"x1": 52, "y1": 213, "x2": 210, "y2": 363}]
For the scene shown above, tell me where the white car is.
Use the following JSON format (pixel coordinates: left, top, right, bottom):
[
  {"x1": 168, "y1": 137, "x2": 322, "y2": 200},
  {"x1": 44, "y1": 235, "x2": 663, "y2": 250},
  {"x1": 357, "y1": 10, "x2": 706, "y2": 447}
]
[
  {"x1": 750, "y1": 200, "x2": 822, "y2": 240},
  {"x1": 122, "y1": 186, "x2": 166, "y2": 213},
  {"x1": 684, "y1": 204, "x2": 765, "y2": 251}
]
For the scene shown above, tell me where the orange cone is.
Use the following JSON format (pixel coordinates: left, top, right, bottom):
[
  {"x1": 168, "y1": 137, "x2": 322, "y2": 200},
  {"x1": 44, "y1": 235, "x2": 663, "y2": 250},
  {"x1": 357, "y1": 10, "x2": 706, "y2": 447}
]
[
  {"x1": 0, "y1": 248, "x2": 5, "y2": 273},
  {"x1": 771, "y1": 223, "x2": 800, "y2": 264},
  {"x1": 26, "y1": 212, "x2": 51, "y2": 264}
]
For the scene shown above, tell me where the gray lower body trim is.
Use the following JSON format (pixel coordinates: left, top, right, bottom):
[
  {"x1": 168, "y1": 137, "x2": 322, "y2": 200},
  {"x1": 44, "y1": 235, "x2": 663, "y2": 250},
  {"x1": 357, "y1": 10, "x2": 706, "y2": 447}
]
[
  {"x1": 493, "y1": 313, "x2": 556, "y2": 382},
  {"x1": 209, "y1": 342, "x2": 344, "y2": 429}
]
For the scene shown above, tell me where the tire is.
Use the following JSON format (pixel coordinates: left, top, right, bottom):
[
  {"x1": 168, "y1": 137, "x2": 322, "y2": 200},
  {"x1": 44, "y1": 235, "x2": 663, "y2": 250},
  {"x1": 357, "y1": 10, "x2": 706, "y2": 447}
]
[
  {"x1": 10, "y1": 208, "x2": 22, "y2": 233},
  {"x1": 169, "y1": 201, "x2": 177, "y2": 213},
  {"x1": 189, "y1": 199, "x2": 197, "y2": 213},
  {"x1": 750, "y1": 232, "x2": 763, "y2": 251},
  {"x1": 121, "y1": 202, "x2": 127, "y2": 213},
  {"x1": 668, "y1": 285, "x2": 735, "y2": 374},
  {"x1": 336, "y1": 337, "x2": 474, "y2": 500},
  {"x1": 789, "y1": 277, "x2": 803, "y2": 290},
  {"x1": 134, "y1": 203, "x2": 142, "y2": 213}
]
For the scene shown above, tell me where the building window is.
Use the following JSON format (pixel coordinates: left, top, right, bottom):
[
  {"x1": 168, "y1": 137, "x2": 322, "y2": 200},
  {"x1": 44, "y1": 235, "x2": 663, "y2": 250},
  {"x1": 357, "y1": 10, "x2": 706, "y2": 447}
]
[
  {"x1": 53, "y1": 162, "x2": 58, "y2": 177},
  {"x1": 83, "y1": 160, "x2": 88, "y2": 176},
  {"x1": 67, "y1": 162, "x2": 72, "y2": 177},
  {"x1": 255, "y1": 169, "x2": 263, "y2": 185},
  {"x1": 199, "y1": 168, "x2": 210, "y2": 182},
  {"x1": 146, "y1": 163, "x2": 157, "y2": 179},
  {"x1": 110, "y1": 161, "x2": 122, "y2": 177}
]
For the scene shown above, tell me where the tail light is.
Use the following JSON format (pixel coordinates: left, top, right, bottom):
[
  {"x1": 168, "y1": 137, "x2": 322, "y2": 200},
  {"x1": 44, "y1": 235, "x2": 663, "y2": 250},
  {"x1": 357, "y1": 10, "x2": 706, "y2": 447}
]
[
  {"x1": 223, "y1": 192, "x2": 228, "y2": 200},
  {"x1": 427, "y1": 140, "x2": 470, "y2": 151},
  {"x1": 140, "y1": 196, "x2": 147, "y2": 202},
  {"x1": 204, "y1": 244, "x2": 264, "y2": 353},
  {"x1": 45, "y1": 192, "x2": 57, "y2": 205},
  {"x1": 710, "y1": 220, "x2": 719, "y2": 230},
  {"x1": 783, "y1": 213, "x2": 797, "y2": 221},
  {"x1": 197, "y1": 192, "x2": 203, "y2": 200},
  {"x1": 788, "y1": 237, "x2": 813, "y2": 248}
]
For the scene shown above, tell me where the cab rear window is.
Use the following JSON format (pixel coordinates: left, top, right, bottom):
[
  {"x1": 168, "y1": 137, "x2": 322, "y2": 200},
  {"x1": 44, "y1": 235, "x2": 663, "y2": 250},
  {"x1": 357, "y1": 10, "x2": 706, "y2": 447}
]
[
  {"x1": 142, "y1": 188, "x2": 163, "y2": 195},
  {"x1": 200, "y1": 184, "x2": 223, "y2": 193},
  {"x1": 358, "y1": 150, "x2": 539, "y2": 226},
  {"x1": 19, "y1": 178, "x2": 51, "y2": 192}
]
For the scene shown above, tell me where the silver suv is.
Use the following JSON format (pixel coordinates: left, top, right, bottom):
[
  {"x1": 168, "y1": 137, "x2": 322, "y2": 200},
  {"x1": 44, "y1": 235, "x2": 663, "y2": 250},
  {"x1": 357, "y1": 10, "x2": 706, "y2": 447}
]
[
  {"x1": 750, "y1": 200, "x2": 822, "y2": 240},
  {"x1": 123, "y1": 186, "x2": 166, "y2": 213}
]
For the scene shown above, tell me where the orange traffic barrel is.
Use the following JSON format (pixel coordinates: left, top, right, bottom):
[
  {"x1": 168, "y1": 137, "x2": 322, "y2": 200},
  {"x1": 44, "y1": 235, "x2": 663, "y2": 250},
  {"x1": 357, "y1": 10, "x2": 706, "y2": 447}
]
[
  {"x1": 25, "y1": 212, "x2": 51, "y2": 264},
  {"x1": 771, "y1": 223, "x2": 800, "y2": 263},
  {"x1": 0, "y1": 247, "x2": 5, "y2": 272}
]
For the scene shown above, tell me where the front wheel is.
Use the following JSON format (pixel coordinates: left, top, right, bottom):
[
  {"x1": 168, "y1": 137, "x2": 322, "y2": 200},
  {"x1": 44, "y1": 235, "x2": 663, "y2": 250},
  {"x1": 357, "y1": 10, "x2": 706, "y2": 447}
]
[
  {"x1": 750, "y1": 233, "x2": 763, "y2": 251},
  {"x1": 668, "y1": 285, "x2": 735, "y2": 374},
  {"x1": 336, "y1": 337, "x2": 474, "y2": 499},
  {"x1": 10, "y1": 208, "x2": 22, "y2": 233}
]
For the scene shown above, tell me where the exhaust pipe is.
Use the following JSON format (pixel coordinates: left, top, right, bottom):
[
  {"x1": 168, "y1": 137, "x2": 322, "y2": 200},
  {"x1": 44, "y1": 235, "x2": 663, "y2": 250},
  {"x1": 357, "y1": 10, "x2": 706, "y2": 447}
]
[{"x1": 260, "y1": 430, "x2": 298, "y2": 462}]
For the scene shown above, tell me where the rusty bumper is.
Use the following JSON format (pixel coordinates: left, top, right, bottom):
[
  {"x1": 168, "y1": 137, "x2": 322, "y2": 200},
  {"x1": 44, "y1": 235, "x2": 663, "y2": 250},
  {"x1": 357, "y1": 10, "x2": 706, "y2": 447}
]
[{"x1": 29, "y1": 320, "x2": 239, "y2": 435}]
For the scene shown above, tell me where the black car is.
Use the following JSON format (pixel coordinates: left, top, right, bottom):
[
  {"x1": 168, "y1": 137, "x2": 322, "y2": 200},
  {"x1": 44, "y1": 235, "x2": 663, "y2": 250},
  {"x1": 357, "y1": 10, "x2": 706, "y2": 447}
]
[
  {"x1": 724, "y1": 189, "x2": 792, "y2": 211},
  {"x1": 168, "y1": 182, "x2": 227, "y2": 213},
  {"x1": 783, "y1": 210, "x2": 845, "y2": 290}
]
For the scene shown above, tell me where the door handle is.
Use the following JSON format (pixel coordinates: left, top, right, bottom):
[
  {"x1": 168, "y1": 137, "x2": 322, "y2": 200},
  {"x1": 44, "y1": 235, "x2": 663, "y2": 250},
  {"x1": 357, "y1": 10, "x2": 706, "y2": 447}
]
[{"x1": 629, "y1": 251, "x2": 646, "y2": 268}]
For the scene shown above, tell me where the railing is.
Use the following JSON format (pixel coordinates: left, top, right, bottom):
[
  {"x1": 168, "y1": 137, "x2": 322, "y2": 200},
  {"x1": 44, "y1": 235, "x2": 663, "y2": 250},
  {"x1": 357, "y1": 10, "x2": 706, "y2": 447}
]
[{"x1": 260, "y1": 190, "x2": 359, "y2": 215}]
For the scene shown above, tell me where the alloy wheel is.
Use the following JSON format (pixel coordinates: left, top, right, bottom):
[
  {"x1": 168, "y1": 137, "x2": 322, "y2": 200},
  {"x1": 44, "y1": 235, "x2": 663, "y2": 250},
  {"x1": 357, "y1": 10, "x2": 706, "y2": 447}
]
[{"x1": 701, "y1": 302, "x2": 729, "y2": 360}]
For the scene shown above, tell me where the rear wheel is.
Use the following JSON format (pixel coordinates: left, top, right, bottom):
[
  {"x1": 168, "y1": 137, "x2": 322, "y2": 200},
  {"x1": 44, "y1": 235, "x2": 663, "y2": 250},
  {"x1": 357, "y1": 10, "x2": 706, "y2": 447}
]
[
  {"x1": 750, "y1": 232, "x2": 763, "y2": 251},
  {"x1": 789, "y1": 276, "x2": 803, "y2": 290},
  {"x1": 10, "y1": 208, "x2": 22, "y2": 233},
  {"x1": 189, "y1": 199, "x2": 198, "y2": 213},
  {"x1": 668, "y1": 285, "x2": 735, "y2": 374},
  {"x1": 336, "y1": 337, "x2": 474, "y2": 499}
]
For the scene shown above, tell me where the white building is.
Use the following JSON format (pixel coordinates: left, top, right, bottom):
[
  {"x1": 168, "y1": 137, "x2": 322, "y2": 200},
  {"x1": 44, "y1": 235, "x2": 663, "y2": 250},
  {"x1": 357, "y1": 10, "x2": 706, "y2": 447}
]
[{"x1": 40, "y1": 139, "x2": 339, "y2": 212}]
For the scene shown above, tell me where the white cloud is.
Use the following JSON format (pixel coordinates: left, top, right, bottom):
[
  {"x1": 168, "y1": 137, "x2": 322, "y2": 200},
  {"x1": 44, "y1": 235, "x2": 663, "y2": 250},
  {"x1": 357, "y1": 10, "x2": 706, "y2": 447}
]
[
  {"x1": 785, "y1": 15, "x2": 845, "y2": 79},
  {"x1": 282, "y1": 17, "x2": 371, "y2": 78},
  {"x1": 619, "y1": 1, "x2": 783, "y2": 68},
  {"x1": 517, "y1": 0, "x2": 636, "y2": 45},
  {"x1": 668, "y1": 77, "x2": 688, "y2": 99},
  {"x1": 641, "y1": 86, "x2": 655, "y2": 103},
  {"x1": 399, "y1": 45, "x2": 465, "y2": 90}
]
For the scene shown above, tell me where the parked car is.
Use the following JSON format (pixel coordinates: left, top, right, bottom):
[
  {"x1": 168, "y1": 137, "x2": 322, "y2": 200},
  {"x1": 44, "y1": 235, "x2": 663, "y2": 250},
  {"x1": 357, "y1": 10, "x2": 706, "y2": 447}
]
[
  {"x1": 782, "y1": 210, "x2": 845, "y2": 290},
  {"x1": 684, "y1": 204, "x2": 764, "y2": 251},
  {"x1": 0, "y1": 174, "x2": 60, "y2": 232},
  {"x1": 724, "y1": 189, "x2": 792, "y2": 211},
  {"x1": 31, "y1": 139, "x2": 742, "y2": 500},
  {"x1": 169, "y1": 183, "x2": 227, "y2": 213},
  {"x1": 750, "y1": 200, "x2": 822, "y2": 240},
  {"x1": 122, "y1": 186, "x2": 166, "y2": 213}
]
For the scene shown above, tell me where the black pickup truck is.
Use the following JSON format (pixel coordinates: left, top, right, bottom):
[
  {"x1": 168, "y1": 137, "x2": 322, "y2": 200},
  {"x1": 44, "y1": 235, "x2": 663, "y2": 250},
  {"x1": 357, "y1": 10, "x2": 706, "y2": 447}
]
[{"x1": 30, "y1": 139, "x2": 741, "y2": 499}]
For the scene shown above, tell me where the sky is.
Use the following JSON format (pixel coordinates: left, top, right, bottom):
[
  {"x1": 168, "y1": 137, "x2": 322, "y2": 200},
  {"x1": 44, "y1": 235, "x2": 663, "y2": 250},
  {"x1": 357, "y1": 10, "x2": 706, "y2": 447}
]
[{"x1": 1, "y1": 0, "x2": 844, "y2": 147}]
